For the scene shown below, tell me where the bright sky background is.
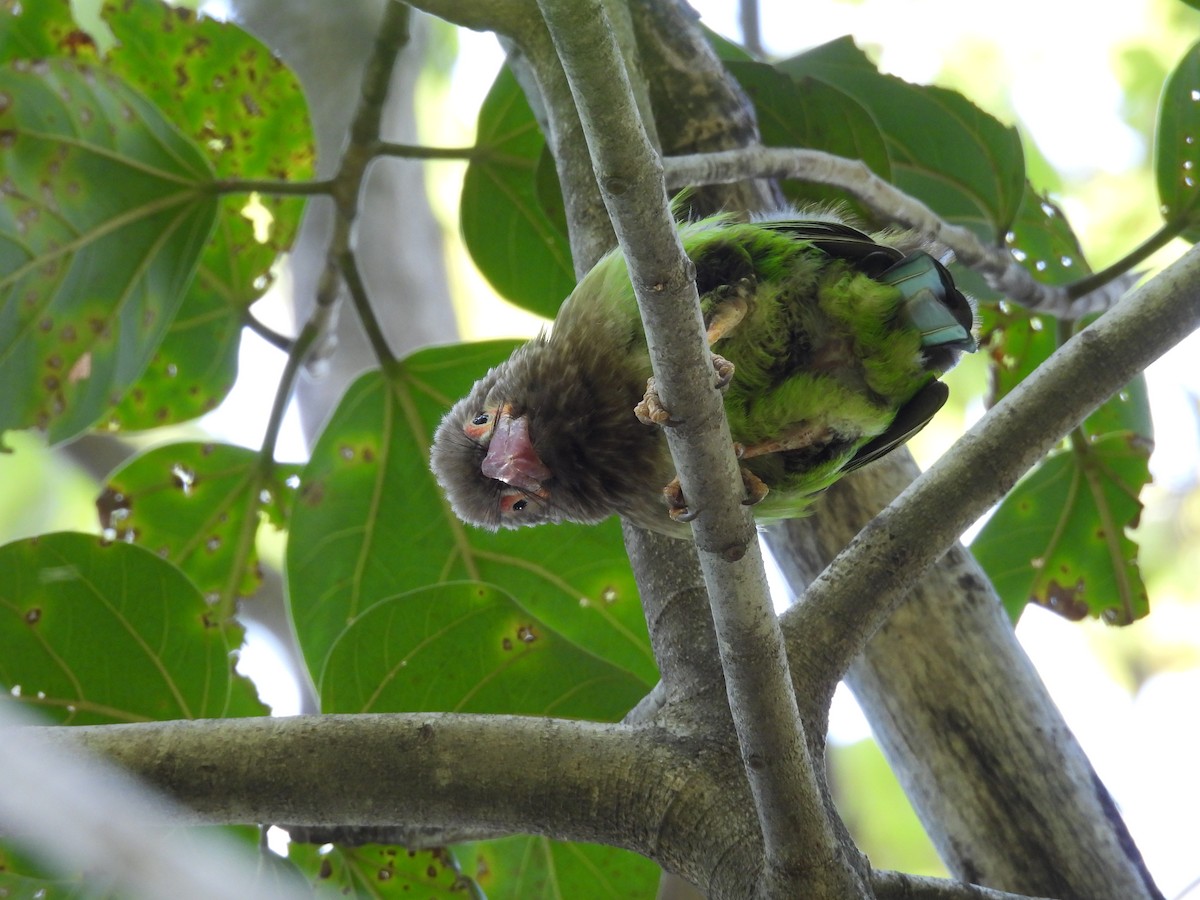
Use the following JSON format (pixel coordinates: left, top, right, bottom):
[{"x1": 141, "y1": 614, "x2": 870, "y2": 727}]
[{"x1": 217, "y1": 1, "x2": 1200, "y2": 892}]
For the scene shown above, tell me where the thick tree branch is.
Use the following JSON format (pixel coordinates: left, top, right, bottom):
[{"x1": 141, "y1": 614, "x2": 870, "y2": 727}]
[
  {"x1": 533, "y1": 1, "x2": 867, "y2": 897},
  {"x1": 767, "y1": 457, "x2": 1163, "y2": 899},
  {"x1": 0, "y1": 703, "x2": 308, "y2": 900},
  {"x1": 663, "y1": 147, "x2": 1130, "y2": 318},
  {"x1": 20, "y1": 712, "x2": 771, "y2": 891}
]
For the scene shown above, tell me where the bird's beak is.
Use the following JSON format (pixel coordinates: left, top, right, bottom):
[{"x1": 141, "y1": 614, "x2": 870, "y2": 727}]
[{"x1": 481, "y1": 407, "x2": 552, "y2": 492}]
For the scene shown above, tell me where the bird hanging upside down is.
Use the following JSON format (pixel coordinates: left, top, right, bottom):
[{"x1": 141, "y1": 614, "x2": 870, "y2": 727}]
[{"x1": 430, "y1": 211, "x2": 976, "y2": 537}]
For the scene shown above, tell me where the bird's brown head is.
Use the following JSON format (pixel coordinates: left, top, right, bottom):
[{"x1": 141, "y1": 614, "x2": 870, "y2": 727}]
[{"x1": 430, "y1": 341, "x2": 644, "y2": 531}]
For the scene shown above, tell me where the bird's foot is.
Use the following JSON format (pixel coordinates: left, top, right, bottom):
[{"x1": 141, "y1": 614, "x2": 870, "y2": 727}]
[
  {"x1": 740, "y1": 466, "x2": 769, "y2": 506},
  {"x1": 662, "y1": 465, "x2": 770, "y2": 522},
  {"x1": 663, "y1": 477, "x2": 698, "y2": 522},
  {"x1": 635, "y1": 377, "x2": 679, "y2": 427},
  {"x1": 711, "y1": 353, "x2": 734, "y2": 391},
  {"x1": 704, "y1": 277, "x2": 756, "y2": 345}
]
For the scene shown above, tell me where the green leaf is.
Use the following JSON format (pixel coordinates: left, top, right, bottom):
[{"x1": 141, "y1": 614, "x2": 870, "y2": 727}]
[
  {"x1": 0, "y1": 532, "x2": 265, "y2": 723},
  {"x1": 97, "y1": 0, "x2": 314, "y2": 428},
  {"x1": 780, "y1": 37, "x2": 1025, "y2": 239},
  {"x1": 980, "y1": 188, "x2": 1089, "y2": 406},
  {"x1": 97, "y1": 442, "x2": 293, "y2": 602},
  {"x1": 286, "y1": 343, "x2": 654, "y2": 695},
  {"x1": 702, "y1": 24, "x2": 755, "y2": 64},
  {"x1": 726, "y1": 60, "x2": 890, "y2": 215},
  {"x1": 971, "y1": 434, "x2": 1151, "y2": 625},
  {"x1": 105, "y1": 202, "x2": 254, "y2": 431},
  {"x1": 0, "y1": 0, "x2": 99, "y2": 62},
  {"x1": 0, "y1": 59, "x2": 218, "y2": 443},
  {"x1": 1155, "y1": 38, "x2": 1200, "y2": 240},
  {"x1": 461, "y1": 65, "x2": 576, "y2": 318},
  {"x1": 322, "y1": 583, "x2": 648, "y2": 720},
  {"x1": 1, "y1": 0, "x2": 314, "y2": 431},
  {"x1": 456, "y1": 836, "x2": 659, "y2": 900},
  {"x1": 289, "y1": 843, "x2": 470, "y2": 898}
]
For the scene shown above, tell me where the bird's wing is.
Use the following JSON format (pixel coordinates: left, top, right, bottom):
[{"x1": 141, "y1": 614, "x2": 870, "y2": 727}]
[
  {"x1": 841, "y1": 380, "x2": 949, "y2": 475},
  {"x1": 753, "y1": 219, "x2": 905, "y2": 277}
]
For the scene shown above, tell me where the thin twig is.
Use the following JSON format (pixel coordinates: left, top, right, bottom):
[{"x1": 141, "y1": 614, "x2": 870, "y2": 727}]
[
  {"x1": 872, "y1": 870, "x2": 1057, "y2": 900},
  {"x1": 243, "y1": 312, "x2": 294, "y2": 353},
  {"x1": 663, "y1": 147, "x2": 1132, "y2": 318},
  {"x1": 370, "y1": 140, "x2": 479, "y2": 160}
]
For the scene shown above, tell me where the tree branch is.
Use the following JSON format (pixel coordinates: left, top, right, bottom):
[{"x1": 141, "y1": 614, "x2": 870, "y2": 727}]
[
  {"x1": 0, "y1": 702, "x2": 309, "y2": 900},
  {"x1": 872, "y1": 870, "x2": 1056, "y2": 900},
  {"x1": 663, "y1": 147, "x2": 1131, "y2": 318},
  {"x1": 20, "y1": 712, "x2": 769, "y2": 890},
  {"x1": 767, "y1": 457, "x2": 1162, "y2": 899},
  {"x1": 532, "y1": 1, "x2": 867, "y2": 896}
]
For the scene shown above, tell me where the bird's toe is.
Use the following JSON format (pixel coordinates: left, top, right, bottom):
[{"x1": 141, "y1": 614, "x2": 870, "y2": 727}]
[
  {"x1": 662, "y1": 477, "x2": 698, "y2": 522},
  {"x1": 635, "y1": 376, "x2": 678, "y2": 426},
  {"x1": 711, "y1": 353, "x2": 735, "y2": 391},
  {"x1": 740, "y1": 467, "x2": 769, "y2": 506}
]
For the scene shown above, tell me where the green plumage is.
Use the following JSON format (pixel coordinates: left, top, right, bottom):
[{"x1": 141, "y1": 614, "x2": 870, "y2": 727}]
[{"x1": 430, "y1": 212, "x2": 975, "y2": 536}]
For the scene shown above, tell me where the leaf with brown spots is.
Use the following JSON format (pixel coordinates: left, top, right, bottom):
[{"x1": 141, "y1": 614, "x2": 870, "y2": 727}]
[
  {"x1": 0, "y1": 532, "x2": 264, "y2": 724},
  {"x1": 453, "y1": 836, "x2": 659, "y2": 900},
  {"x1": 98, "y1": 441, "x2": 298, "y2": 603},
  {"x1": 321, "y1": 583, "x2": 647, "y2": 720},
  {"x1": 0, "y1": 59, "x2": 217, "y2": 442},
  {"x1": 972, "y1": 433, "x2": 1151, "y2": 625},
  {"x1": 287, "y1": 843, "x2": 473, "y2": 899}
]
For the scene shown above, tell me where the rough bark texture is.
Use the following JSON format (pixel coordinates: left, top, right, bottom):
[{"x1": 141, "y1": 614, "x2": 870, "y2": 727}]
[{"x1": 765, "y1": 453, "x2": 1164, "y2": 900}]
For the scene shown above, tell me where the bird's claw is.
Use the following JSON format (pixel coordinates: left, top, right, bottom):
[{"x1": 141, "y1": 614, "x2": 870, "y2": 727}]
[
  {"x1": 712, "y1": 353, "x2": 734, "y2": 391},
  {"x1": 740, "y1": 466, "x2": 769, "y2": 506},
  {"x1": 635, "y1": 376, "x2": 679, "y2": 427},
  {"x1": 663, "y1": 477, "x2": 698, "y2": 522},
  {"x1": 661, "y1": 465, "x2": 769, "y2": 523}
]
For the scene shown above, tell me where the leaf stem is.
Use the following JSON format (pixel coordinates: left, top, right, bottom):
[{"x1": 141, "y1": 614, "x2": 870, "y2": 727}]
[
  {"x1": 371, "y1": 140, "x2": 479, "y2": 160},
  {"x1": 209, "y1": 178, "x2": 335, "y2": 196},
  {"x1": 339, "y1": 248, "x2": 397, "y2": 367},
  {"x1": 243, "y1": 312, "x2": 295, "y2": 353},
  {"x1": 1067, "y1": 220, "x2": 1181, "y2": 300}
]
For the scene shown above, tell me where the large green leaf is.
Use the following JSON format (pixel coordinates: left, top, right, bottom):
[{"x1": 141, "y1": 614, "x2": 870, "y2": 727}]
[
  {"x1": 780, "y1": 37, "x2": 1025, "y2": 239},
  {"x1": 98, "y1": 0, "x2": 313, "y2": 428},
  {"x1": 1155, "y1": 38, "x2": 1200, "y2": 240},
  {"x1": 97, "y1": 442, "x2": 296, "y2": 603},
  {"x1": 286, "y1": 343, "x2": 655, "y2": 696},
  {"x1": 980, "y1": 188, "x2": 1086, "y2": 406},
  {"x1": 322, "y1": 583, "x2": 647, "y2": 720},
  {"x1": 1, "y1": 0, "x2": 314, "y2": 430},
  {"x1": 726, "y1": 60, "x2": 890, "y2": 215},
  {"x1": 0, "y1": 532, "x2": 264, "y2": 723},
  {"x1": 971, "y1": 433, "x2": 1151, "y2": 625},
  {"x1": 975, "y1": 186, "x2": 1152, "y2": 625},
  {"x1": 455, "y1": 836, "x2": 659, "y2": 900},
  {"x1": 461, "y1": 65, "x2": 576, "y2": 318},
  {"x1": 0, "y1": 59, "x2": 218, "y2": 443}
]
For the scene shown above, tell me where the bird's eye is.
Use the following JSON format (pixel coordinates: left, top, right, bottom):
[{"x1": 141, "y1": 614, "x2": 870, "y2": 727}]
[
  {"x1": 499, "y1": 489, "x2": 545, "y2": 518},
  {"x1": 464, "y1": 409, "x2": 496, "y2": 441}
]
